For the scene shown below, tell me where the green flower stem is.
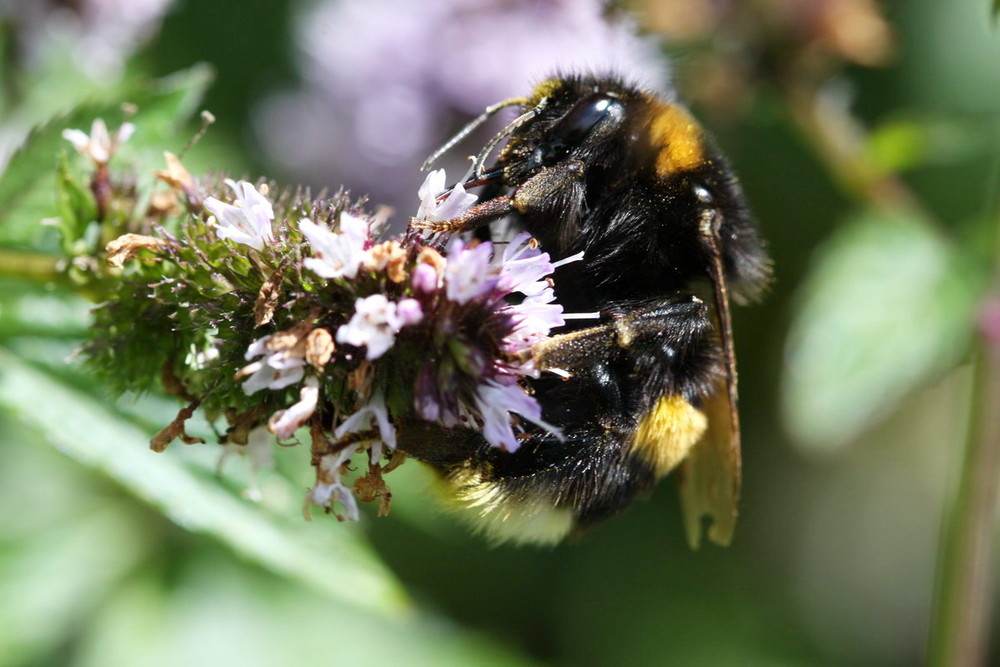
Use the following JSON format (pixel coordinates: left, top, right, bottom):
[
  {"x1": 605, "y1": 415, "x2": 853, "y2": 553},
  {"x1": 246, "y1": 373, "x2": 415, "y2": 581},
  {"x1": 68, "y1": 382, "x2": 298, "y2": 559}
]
[
  {"x1": 928, "y1": 143, "x2": 1000, "y2": 666},
  {"x1": 783, "y1": 80, "x2": 1000, "y2": 665},
  {"x1": 928, "y1": 337, "x2": 1000, "y2": 667},
  {"x1": 0, "y1": 248, "x2": 62, "y2": 283},
  {"x1": 785, "y1": 88, "x2": 923, "y2": 217}
]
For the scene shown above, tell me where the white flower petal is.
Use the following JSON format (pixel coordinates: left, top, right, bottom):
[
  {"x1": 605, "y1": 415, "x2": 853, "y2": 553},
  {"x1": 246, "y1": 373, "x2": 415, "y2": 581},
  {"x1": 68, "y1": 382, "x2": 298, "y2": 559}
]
[
  {"x1": 416, "y1": 169, "x2": 446, "y2": 219},
  {"x1": 205, "y1": 181, "x2": 275, "y2": 250},
  {"x1": 333, "y1": 393, "x2": 396, "y2": 463},
  {"x1": 432, "y1": 180, "x2": 478, "y2": 222},
  {"x1": 244, "y1": 335, "x2": 272, "y2": 360},
  {"x1": 299, "y1": 215, "x2": 369, "y2": 280},
  {"x1": 269, "y1": 377, "x2": 319, "y2": 438},
  {"x1": 61, "y1": 129, "x2": 91, "y2": 151},
  {"x1": 335, "y1": 294, "x2": 402, "y2": 360},
  {"x1": 115, "y1": 122, "x2": 136, "y2": 145}
]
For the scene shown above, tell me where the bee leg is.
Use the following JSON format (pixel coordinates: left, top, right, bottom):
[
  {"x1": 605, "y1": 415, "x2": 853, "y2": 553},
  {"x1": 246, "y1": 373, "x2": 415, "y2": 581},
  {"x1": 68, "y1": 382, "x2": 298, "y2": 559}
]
[
  {"x1": 509, "y1": 159, "x2": 585, "y2": 217},
  {"x1": 439, "y1": 296, "x2": 717, "y2": 543},
  {"x1": 409, "y1": 195, "x2": 515, "y2": 233},
  {"x1": 409, "y1": 159, "x2": 587, "y2": 236},
  {"x1": 400, "y1": 298, "x2": 715, "y2": 545},
  {"x1": 533, "y1": 295, "x2": 714, "y2": 387}
]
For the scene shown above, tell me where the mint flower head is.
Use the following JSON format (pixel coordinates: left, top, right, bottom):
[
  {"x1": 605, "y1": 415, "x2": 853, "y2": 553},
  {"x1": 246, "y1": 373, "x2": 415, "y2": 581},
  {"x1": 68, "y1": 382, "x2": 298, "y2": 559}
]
[
  {"x1": 238, "y1": 334, "x2": 306, "y2": 394},
  {"x1": 80, "y1": 139, "x2": 580, "y2": 521}
]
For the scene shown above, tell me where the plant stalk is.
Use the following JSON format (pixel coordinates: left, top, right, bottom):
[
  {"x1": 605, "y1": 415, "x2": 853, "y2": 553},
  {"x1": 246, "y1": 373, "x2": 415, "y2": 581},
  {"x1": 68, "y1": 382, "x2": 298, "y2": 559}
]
[
  {"x1": 928, "y1": 334, "x2": 1000, "y2": 666},
  {"x1": 0, "y1": 248, "x2": 62, "y2": 283}
]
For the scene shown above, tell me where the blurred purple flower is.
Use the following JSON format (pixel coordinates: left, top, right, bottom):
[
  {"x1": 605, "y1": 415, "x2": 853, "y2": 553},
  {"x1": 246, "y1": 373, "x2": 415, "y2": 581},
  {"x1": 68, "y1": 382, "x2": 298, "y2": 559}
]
[
  {"x1": 396, "y1": 298, "x2": 424, "y2": 326},
  {"x1": 253, "y1": 0, "x2": 668, "y2": 214},
  {"x1": 1, "y1": 0, "x2": 174, "y2": 79},
  {"x1": 412, "y1": 263, "x2": 440, "y2": 293}
]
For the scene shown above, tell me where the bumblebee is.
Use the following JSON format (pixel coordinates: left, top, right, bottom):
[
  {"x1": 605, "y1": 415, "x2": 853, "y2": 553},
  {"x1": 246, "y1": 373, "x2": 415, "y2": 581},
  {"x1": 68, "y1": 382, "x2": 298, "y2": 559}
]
[{"x1": 401, "y1": 73, "x2": 770, "y2": 547}]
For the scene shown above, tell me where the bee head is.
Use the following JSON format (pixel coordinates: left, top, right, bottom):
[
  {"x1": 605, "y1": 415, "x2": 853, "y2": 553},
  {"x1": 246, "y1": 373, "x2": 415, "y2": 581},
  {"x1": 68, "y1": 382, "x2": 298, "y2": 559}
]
[
  {"x1": 503, "y1": 77, "x2": 769, "y2": 301},
  {"x1": 497, "y1": 75, "x2": 637, "y2": 184}
]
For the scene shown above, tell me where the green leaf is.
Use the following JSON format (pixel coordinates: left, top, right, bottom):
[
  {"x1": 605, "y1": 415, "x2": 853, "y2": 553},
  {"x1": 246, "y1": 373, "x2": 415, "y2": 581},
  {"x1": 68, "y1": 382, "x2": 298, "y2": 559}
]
[
  {"x1": 54, "y1": 152, "x2": 98, "y2": 255},
  {"x1": 0, "y1": 347, "x2": 412, "y2": 618},
  {"x1": 865, "y1": 115, "x2": 1000, "y2": 173},
  {"x1": 76, "y1": 567, "x2": 534, "y2": 667},
  {"x1": 782, "y1": 212, "x2": 985, "y2": 453},
  {"x1": 865, "y1": 119, "x2": 926, "y2": 174},
  {"x1": 0, "y1": 279, "x2": 89, "y2": 339},
  {"x1": 0, "y1": 413, "x2": 154, "y2": 665},
  {"x1": 0, "y1": 64, "x2": 214, "y2": 249},
  {"x1": 119, "y1": 65, "x2": 216, "y2": 155}
]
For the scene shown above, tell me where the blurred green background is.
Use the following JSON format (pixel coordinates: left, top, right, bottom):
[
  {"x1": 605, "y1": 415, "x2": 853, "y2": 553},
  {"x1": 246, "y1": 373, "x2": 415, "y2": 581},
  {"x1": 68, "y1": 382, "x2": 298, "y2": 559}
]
[{"x1": 1, "y1": 0, "x2": 999, "y2": 665}]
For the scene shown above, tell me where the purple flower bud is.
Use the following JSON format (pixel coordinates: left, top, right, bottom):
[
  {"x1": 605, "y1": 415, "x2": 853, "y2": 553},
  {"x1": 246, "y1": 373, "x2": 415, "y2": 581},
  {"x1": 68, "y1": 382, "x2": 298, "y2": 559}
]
[
  {"x1": 412, "y1": 263, "x2": 439, "y2": 293},
  {"x1": 397, "y1": 298, "x2": 424, "y2": 326}
]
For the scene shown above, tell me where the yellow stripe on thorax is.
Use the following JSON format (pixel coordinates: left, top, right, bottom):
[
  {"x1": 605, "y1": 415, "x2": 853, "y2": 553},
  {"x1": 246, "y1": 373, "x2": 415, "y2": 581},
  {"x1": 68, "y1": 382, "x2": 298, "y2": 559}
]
[
  {"x1": 648, "y1": 103, "x2": 705, "y2": 176},
  {"x1": 527, "y1": 78, "x2": 565, "y2": 107},
  {"x1": 632, "y1": 395, "x2": 708, "y2": 477}
]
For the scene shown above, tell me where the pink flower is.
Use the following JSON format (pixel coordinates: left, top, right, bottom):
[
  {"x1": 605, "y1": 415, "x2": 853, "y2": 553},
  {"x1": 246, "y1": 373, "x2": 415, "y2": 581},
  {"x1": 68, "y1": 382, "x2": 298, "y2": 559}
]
[
  {"x1": 502, "y1": 287, "x2": 567, "y2": 357},
  {"x1": 497, "y1": 232, "x2": 553, "y2": 297},
  {"x1": 411, "y1": 263, "x2": 439, "y2": 292},
  {"x1": 444, "y1": 239, "x2": 498, "y2": 304},
  {"x1": 474, "y1": 381, "x2": 560, "y2": 452},
  {"x1": 396, "y1": 298, "x2": 424, "y2": 326}
]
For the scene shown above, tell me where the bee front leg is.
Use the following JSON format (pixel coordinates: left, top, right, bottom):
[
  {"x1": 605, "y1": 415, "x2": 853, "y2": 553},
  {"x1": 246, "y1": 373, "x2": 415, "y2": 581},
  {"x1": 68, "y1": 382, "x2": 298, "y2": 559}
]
[
  {"x1": 410, "y1": 194, "x2": 515, "y2": 234},
  {"x1": 510, "y1": 159, "x2": 586, "y2": 220},
  {"x1": 410, "y1": 160, "x2": 587, "y2": 236}
]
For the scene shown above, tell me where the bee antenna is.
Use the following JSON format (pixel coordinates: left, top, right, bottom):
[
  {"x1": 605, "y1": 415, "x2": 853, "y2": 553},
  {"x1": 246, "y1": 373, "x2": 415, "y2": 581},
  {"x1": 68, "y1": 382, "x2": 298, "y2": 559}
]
[
  {"x1": 421, "y1": 97, "x2": 528, "y2": 172},
  {"x1": 471, "y1": 102, "x2": 545, "y2": 178}
]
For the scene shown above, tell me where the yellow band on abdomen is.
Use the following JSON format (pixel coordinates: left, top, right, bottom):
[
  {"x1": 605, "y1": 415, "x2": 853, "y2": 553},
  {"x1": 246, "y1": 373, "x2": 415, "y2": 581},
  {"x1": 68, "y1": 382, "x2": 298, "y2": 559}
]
[{"x1": 632, "y1": 395, "x2": 708, "y2": 477}]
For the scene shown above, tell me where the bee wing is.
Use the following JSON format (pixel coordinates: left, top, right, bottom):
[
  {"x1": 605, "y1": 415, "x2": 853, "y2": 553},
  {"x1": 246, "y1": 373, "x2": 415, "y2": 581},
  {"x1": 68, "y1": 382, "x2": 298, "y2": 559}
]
[
  {"x1": 678, "y1": 216, "x2": 741, "y2": 548},
  {"x1": 678, "y1": 378, "x2": 740, "y2": 548}
]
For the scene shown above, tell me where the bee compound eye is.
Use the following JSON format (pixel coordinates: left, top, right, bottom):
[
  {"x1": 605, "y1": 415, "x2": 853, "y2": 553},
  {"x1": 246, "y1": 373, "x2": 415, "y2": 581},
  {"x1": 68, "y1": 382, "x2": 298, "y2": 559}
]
[{"x1": 542, "y1": 93, "x2": 624, "y2": 160}]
